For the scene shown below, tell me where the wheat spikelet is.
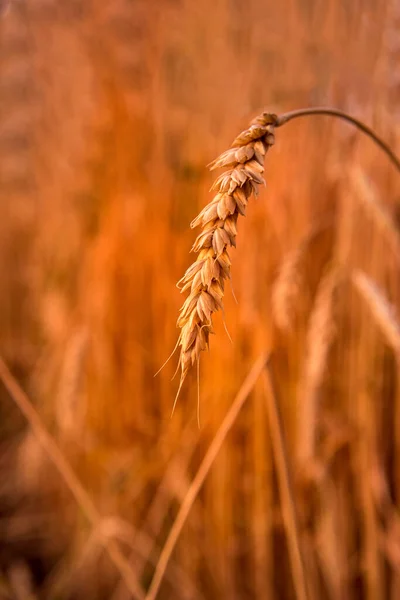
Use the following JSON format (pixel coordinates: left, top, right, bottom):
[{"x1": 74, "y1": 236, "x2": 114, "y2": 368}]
[
  {"x1": 175, "y1": 111, "x2": 278, "y2": 390},
  {"x1": 352, "y1": 270, "x2": 400, "y2": 355}
]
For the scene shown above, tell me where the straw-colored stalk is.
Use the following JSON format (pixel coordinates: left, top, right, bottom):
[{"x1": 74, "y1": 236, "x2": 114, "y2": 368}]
[{"x1": 174, "y1": 112, "x2": 278, "y2": 394}]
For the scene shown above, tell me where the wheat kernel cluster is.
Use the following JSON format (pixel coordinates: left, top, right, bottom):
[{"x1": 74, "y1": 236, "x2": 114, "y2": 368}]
[{"x1": 176, "y1": 111, "x2": 278, "y2": 385}]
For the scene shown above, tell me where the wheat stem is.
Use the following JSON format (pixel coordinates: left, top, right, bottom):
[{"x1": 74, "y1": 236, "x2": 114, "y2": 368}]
[{"x1": 276, "y1": 107, "x2": 400, "y2": 173}]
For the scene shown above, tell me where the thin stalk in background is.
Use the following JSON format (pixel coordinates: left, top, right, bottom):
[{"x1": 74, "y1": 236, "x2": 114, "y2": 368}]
[{"x1": 145, "y1": 353, "x2": 270, "y2": 600}]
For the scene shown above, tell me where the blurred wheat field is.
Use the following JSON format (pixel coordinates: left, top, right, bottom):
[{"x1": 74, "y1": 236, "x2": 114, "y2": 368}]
[{"x1": 0, "y1": 0, "x2": 400, "y2": 598}]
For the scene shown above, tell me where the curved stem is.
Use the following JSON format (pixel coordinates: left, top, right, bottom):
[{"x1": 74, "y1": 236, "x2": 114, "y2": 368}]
[{"x1": 276, "y1": 107, "x2": 400, "y2": 174}]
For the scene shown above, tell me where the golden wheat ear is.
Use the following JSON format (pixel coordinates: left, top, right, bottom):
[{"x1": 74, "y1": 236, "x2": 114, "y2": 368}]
[{"x1": 175, "y1": 112, "x2": 279, "y2": 388}]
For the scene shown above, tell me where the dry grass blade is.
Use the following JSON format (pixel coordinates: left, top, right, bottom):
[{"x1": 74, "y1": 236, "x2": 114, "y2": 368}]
[
  {"x1": 262, "y1": 364, "x2": 309, "y2": 600},
  {"x1": 352, "y1": 270, "x2": 400, "y2": 355},
  {"x1": 0, "y1": 356, "x2": 145, "y2": 600},
  {"x1": 175, "y1": 112, "x2": 278, "y2": 390},
  {"x1": 145, "y1": 352, "x2": 270, "y2": 600}
]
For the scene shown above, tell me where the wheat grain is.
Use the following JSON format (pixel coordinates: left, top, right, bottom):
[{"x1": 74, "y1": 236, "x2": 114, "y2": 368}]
[{"x1": 175, "y1": 112, "x2": 278, "y2": 389}]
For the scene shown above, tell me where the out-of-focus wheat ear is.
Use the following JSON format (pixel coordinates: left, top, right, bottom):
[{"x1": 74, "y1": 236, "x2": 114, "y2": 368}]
[
  {"x1": 350, "y1": 166, "x2": 400, "y2": 260},
  {"x1": 298, "y1": 267, "x2": 340, "y2": 464},
  {"x1": 272, "y1": 243, "x2": 305, "y2": 332},
  {"x1": 56, "y1": 328, "x2": 88, "y2": 440},
  {"x1": 352, "y1": 270, "x2": 400, "y2": 356},
  {"x1": 272, "y1": 220, "x2": 332, "y2": 331}
]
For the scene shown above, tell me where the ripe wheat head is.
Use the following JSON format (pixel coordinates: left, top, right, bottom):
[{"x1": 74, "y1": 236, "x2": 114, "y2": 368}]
[{"x1": 175, "y1": 111, "x2": 278, "y2": 389}]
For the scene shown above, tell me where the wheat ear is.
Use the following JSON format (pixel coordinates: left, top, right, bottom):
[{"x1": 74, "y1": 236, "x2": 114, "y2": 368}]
[{"x1": 175, "y1": 112, "x2": 278, "y2": 387}]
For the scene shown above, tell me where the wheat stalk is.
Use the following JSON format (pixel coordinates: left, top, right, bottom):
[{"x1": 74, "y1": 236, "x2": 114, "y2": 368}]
[
  {"x1": 146, "y1": 353, "x2": 269, "y2": 600},
  {"x1": 174, "y1": 112, "x2": 278, "y2": 394}
]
